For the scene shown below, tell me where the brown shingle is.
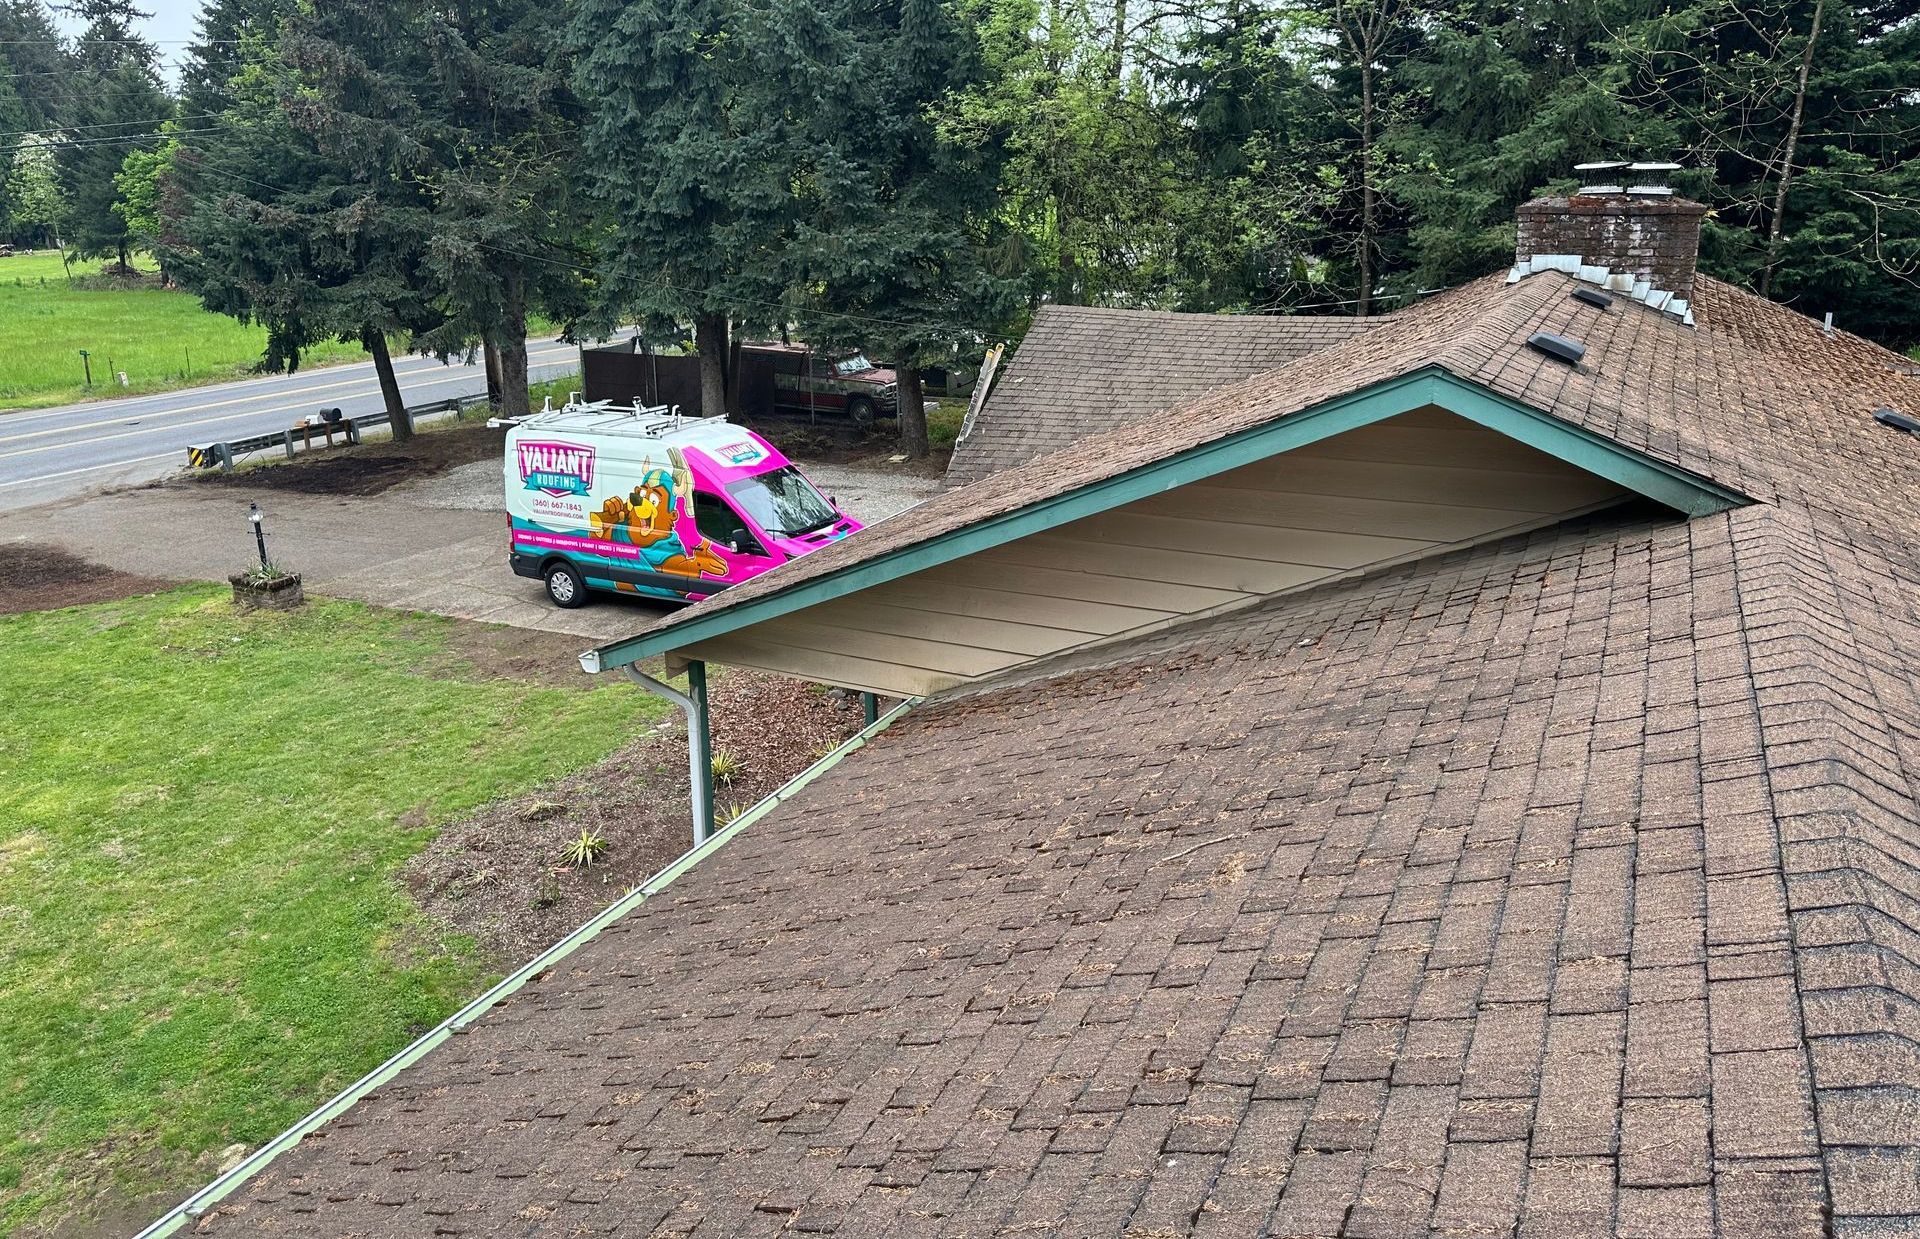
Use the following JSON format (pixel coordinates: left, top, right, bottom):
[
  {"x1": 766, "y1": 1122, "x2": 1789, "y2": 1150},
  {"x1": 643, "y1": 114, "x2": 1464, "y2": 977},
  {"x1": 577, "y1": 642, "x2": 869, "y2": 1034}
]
[
  {"x1": 200, "y1": 272, "x2": 1920, "y2": 1235},
  {"x1": 945, "y1": 304, "x2": 1380, "y2": 486}
]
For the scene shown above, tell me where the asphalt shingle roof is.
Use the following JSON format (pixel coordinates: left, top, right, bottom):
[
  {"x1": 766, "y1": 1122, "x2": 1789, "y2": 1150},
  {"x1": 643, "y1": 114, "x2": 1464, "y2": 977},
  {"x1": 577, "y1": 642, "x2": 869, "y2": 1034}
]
[
  {"x1": 198, "y1": 272, "x2": 1920, "y2": 1236},
  {"x1": 945, "y1": 305, "x2": 1380, "y2": 487}
]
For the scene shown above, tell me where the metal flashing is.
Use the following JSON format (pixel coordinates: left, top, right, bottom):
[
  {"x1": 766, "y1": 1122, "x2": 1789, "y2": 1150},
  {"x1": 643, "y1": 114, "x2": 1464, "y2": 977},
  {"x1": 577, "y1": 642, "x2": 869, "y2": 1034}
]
[{"x1": 586, "y1": 367, "x2": 1751, "y2": 674}]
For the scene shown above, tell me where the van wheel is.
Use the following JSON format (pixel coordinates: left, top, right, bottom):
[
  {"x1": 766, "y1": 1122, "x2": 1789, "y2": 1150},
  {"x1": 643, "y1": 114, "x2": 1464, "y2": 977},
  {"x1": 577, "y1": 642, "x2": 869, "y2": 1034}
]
[
  {"x1": 544, "y1": 562, "x2": 588, "y2": 608},
  {"x1": 847, "y1": 396, "x2": 875, "y2": 426}
]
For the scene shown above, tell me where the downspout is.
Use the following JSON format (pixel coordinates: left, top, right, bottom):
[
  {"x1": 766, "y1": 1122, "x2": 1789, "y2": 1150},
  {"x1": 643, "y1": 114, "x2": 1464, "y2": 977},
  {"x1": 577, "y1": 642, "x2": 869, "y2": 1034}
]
[{"x1": 620, "y1": 661, "x2": 715, "y2": 844}]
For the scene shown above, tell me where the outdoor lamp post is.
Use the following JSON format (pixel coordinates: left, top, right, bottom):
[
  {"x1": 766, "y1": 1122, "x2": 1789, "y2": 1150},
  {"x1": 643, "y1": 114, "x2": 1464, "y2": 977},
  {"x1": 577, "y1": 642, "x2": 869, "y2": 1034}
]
[{"x1": 248, "y1": 501, "x2": 269, "y2": 569}]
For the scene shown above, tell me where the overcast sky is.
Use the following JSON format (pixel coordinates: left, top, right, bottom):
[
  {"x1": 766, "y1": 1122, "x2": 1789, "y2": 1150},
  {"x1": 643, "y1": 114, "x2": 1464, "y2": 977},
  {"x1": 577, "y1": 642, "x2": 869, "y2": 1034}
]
[{"x1": 52, "y1": 0, "x2": 204, "y2": 85}]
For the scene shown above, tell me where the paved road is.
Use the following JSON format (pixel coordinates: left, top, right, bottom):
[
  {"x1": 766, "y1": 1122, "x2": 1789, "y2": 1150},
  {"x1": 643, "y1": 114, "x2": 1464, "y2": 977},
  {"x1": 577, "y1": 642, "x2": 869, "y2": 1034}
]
[{"x1": 0, "y1": 336, "x2": 587, "y2": 511}]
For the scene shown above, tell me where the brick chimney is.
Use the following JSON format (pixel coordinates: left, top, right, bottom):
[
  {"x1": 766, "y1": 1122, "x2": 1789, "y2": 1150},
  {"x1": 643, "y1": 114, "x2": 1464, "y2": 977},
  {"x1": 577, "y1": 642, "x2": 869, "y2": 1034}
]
[{"x1": 1511, "y1": 162, "x2": 1708, "y2": 319}]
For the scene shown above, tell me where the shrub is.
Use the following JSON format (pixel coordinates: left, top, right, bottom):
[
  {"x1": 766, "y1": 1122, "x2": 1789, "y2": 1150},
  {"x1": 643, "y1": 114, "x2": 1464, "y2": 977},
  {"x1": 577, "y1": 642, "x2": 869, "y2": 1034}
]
[{"x1": 559, "y1": 827, "x2": 607, "y2": 869}]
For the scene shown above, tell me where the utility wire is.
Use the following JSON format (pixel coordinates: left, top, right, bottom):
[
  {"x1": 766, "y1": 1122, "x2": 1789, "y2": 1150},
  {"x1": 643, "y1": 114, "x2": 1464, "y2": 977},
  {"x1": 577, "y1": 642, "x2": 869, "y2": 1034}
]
[
  {"x1": 43, "y1": 124, "x2": 233, "y2": 150},
  {"x1": 0, "y1": 112, "x2": 222, "y2": 141}
]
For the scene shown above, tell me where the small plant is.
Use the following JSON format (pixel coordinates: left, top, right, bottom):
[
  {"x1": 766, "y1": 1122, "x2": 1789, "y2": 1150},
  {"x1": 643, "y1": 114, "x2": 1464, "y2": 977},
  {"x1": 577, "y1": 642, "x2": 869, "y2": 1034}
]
[
  {"x1": 709, "y1": 750, "x2": 742, "y2": 785},
  {"x1": 559, "y1": 827, "x2": 607, "y2": 869},
  {"x1": 238, "y1": 559, "x2": 292, "y2": 585},
  {"x1": 718, "y1": 801, "x2": 750, "y2": 827}
]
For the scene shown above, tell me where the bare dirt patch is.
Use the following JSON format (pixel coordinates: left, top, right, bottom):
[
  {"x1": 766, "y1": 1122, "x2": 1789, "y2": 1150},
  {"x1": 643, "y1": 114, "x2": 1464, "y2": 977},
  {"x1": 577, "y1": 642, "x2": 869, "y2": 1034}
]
[
  {"x1": 406, "y1": 669, "x2": 873, "y2": 965},
  {"x1": 190, "y1": 421, "x2": 505, "y2": 498},
  {"x1": 392, "y1": 616, "x2": 602, "y2": 689},
  {"x1": 0, "y1": 543, "x2": 174, "y2": 615}
]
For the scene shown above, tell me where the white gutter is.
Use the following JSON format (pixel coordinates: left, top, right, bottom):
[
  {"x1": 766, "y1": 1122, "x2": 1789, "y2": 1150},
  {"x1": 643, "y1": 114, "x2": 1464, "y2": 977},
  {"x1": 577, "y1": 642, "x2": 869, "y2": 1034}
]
[{"x1": 131, "y1": 695, "x2": 914, "y2": 1239}]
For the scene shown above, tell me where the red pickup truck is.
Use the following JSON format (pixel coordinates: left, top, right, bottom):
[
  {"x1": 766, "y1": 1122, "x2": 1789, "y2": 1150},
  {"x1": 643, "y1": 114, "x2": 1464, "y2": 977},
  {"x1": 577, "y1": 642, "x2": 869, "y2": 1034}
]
[{"x1": 745, "y1": 343, "x2": 899, "y2": 424}]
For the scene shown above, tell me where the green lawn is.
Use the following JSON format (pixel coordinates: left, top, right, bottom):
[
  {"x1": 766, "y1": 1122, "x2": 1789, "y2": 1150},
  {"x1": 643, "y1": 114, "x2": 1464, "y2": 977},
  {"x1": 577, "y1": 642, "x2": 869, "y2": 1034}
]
[
  {"x1": 0, "y1": 250, "x2": 365, "y2": 412},
  {"x1": 0, "y1": 587, "x2": 666, "y2": 1231}
]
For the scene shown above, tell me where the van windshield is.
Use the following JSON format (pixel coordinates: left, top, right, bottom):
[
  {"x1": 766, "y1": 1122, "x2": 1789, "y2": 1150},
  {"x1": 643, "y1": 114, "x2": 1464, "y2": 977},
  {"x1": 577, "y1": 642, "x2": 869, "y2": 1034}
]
[{"x1": 725, "y1": 466, "x2": 839, "y2": 538}]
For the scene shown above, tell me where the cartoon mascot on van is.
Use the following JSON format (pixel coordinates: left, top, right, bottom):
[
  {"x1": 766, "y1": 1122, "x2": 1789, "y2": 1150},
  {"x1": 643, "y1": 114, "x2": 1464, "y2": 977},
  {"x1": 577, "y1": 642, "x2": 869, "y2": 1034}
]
[{"x1": 586, "y1": 447, "x2": 729, "y2": 581}]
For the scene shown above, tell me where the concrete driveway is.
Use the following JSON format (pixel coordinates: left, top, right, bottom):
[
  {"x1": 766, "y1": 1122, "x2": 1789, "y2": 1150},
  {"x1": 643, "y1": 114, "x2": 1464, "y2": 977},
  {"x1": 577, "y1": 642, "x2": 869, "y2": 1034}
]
[{"x1": 0, "y1": 457, "x2": 940, "y2": 639}]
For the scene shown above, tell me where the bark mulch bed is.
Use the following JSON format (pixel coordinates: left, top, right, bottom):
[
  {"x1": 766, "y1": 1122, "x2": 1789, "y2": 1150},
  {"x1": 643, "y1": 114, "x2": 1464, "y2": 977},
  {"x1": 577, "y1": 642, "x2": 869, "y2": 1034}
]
[
  {"x1": 406, "y1": 669, "x2": 872, "y2": 966},
  {"x1": 189, "y1": 421, "x2": 505, "y2": 498},
  {"x1": 0, "y1": 543, "x2": 174, "y2": 615}
]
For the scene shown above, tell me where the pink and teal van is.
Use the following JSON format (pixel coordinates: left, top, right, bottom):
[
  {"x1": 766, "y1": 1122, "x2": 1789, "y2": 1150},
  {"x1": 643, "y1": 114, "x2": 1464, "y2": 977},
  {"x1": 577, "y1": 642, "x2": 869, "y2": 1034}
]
[{"x1": 498, "y1": 399, "x2": 861, "y2": 608}]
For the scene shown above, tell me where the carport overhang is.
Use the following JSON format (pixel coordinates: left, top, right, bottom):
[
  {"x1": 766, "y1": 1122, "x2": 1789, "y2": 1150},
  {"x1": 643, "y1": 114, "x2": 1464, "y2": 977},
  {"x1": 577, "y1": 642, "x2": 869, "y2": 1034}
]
[{"x1": 580, "y1": 365, "x2": 1749, "y2": 680}]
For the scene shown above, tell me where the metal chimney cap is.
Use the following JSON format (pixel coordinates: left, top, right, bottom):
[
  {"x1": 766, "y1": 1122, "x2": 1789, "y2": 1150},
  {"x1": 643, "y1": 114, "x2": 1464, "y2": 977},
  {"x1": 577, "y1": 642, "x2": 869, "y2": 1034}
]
[
  {"x1": 1624, "y1": 160, "x2": 1682, "y2": 195},
  {"x1": 1575, "y1": 160, "x2": 1630, "y2": 194}
]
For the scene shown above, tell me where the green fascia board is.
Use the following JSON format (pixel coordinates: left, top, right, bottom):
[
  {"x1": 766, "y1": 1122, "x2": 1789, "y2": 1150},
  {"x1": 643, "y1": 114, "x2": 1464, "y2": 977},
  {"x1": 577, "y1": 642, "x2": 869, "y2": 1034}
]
[{"x1": 590, "y1": 365, "x2": 1749, "y2": 672}]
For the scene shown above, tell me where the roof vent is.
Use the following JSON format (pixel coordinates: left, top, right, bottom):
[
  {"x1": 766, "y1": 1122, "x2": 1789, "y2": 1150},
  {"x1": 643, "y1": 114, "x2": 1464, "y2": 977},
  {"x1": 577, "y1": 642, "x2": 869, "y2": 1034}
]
[
  {"x1": 1570, "y1": 287, "x2": 1614, "y2": 310},
  {"x1": 1526, "y1": 331, "x2": 1587, "y2": 366},
  {"x1": 1874, "y1": 407, "x2": 1920, "y2": 434}
]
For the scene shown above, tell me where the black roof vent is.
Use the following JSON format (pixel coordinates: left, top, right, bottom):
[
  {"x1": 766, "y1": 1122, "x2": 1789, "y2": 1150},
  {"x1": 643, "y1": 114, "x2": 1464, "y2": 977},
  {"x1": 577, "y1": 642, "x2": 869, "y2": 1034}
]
[
  {"x1": 1874, "y1": 407, "x2": 1920, "y2": 434},
  {"x1": 1526, "y1": 331, "x2": 1587, "y2": 366},
  {"x1": 1571, "y1": 287, "x2": 1613, "y2": 310}
]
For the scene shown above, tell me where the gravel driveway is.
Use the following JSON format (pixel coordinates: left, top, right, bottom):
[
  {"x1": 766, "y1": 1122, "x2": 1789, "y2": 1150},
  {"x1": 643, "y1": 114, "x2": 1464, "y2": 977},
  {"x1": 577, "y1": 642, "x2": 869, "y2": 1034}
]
[{"x1": 0, "y1": 451, "x2": 942, "y2": 638}]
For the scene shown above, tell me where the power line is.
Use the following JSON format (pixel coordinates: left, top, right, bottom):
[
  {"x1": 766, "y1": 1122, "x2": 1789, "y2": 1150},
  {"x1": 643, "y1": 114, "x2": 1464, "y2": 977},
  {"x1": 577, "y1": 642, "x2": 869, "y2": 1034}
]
[
  {"x1": 0, "y1": 38, "x2": 243, "y2": 45},
  {"x1": 0, "y1": 112, "x2": 221, "y2": 141},
  {"x1": 45, "y1": 124, "x2": 235, "y2": 150}
]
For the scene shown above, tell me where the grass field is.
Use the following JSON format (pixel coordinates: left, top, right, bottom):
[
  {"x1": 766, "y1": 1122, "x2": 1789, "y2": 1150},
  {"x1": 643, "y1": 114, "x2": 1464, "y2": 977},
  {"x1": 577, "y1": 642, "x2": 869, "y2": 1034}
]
[
  {"x1": 0, "y1": 250, "x2": 365, "y2": 412},
  {"x1": 0, "y1": 587, "x2": 666, "y2": 1232}
]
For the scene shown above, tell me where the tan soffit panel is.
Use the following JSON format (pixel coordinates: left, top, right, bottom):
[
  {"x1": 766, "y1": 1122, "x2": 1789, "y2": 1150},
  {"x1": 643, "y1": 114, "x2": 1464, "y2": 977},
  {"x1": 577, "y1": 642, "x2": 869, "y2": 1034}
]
[{"x1": 678, "y1": 408, "x2": 1633, "y2": 696}]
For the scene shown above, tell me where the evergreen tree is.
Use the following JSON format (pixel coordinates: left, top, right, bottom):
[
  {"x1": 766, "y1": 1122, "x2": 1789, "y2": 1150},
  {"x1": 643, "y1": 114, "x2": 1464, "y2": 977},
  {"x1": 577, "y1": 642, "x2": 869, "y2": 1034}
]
[
  {"x1": 1382, "y1": 0, "x2": 1631, "y2": 298},
  {"x1": 571, "y1": 0, "x2": 789, "y2": 416},
  {"x1": 177, "y1": 0, "x2": 286, "y2": 118},
  {"x1": 166, "y1": 4, "x2": 440, "y2": 433},
  {"x1": 56, "y1": 0, "x2": 169, "y2": 269},
  {"x1": 1162, "y1": 0, "x2": 1344, "y2": 311},
  {"x1": 1607, "y1": 0, "x2": 1920, "y2": 341},
  {"x1": 789, "y1": 0, "x2": 1026, "y2": 455},
  {"x1": 412, "y1": 0, "x2": 587, "y2": 416},
  {"x1": 0, "y1": 0, "x2": 72, "y2": 133}
]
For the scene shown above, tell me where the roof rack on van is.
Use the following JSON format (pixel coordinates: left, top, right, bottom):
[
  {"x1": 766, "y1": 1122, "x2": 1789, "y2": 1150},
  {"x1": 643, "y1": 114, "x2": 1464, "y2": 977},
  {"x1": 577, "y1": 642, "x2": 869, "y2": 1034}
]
[{"x1": 495, "y1": 395, "x2": 728, "y2": 441}]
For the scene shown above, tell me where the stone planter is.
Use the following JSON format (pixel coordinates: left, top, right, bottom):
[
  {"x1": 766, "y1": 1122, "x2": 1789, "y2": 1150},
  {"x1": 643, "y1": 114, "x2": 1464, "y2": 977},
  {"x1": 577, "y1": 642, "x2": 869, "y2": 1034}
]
[{"x1": 229, "y1": 571, "x2": 304, "y2": 611}]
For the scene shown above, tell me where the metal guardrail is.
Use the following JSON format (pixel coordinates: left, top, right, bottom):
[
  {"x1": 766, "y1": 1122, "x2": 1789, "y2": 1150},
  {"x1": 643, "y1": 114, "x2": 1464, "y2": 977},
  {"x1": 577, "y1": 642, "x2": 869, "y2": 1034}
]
[{"x1": 186, "y1": 392, "x2": 493, "y2": 471}]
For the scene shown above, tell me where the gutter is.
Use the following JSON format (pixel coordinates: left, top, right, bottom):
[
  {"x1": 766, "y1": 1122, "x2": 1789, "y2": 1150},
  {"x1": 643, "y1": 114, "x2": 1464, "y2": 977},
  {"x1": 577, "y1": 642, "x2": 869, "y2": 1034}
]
[{"x1": 132, "y1": 695, "x2": 915, "y2": 1239}]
